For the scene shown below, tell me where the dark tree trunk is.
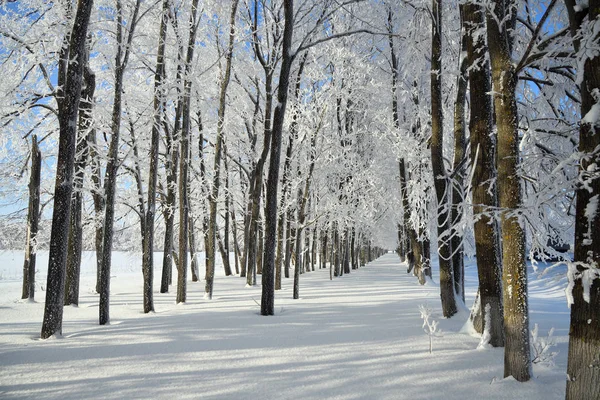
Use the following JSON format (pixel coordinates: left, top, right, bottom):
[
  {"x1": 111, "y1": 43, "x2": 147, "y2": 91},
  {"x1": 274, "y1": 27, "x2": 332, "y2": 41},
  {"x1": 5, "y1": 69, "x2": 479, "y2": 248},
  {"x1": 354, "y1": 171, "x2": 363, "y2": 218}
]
[
  {"x1": 261, "y1": 0, "x2": 294, "y2": 315},
  {"x1": 99, "y1": 0, "x2": 142, "y2": 325},
  {"x1": 22, "y1": 135, "x2": 41, "y2": 301},
  {"x1": 342, "y1": 230, "x2": 350, "y2": 274},
  {"x1": 207, "y1": 0, "x2": 239, "y2": 299},
  {"x1": 430, "y1": 0, "x2": 457, "y2": 318},
  {"x1": 564, "y1": 1, "x2": 600, "y2": 398},
  {"x1": 189, "y1": 211, "x2": 200, "y2": 282},
  {"x1": 284, "y1": 211, "x2": 293, "y2": 279},
  {"x1": 41, "y1": 0, "x2": 94, "y2": 339},
  {"x1": 142, "y1": 0, "x2": 168, "y2": 311},
  {"x1": 65, "y1": 50, "x2": 94, "y2": 307},
  {"x1": 293, "y1": 223, "x2": 302, "y2": 299},
  {"x1": 160, "y1": 112, "x2": 178, "y2": 293},
  {"x1": 464, "y1": 1, "x2": 504, "y2": 347},
  {"x1": 223, "y1": 156, "x2": 233, "y2": 275},
  {"x1": 451, "y1": 5, "x2": 468, "y2": 302},
  {"x1": 231, "y1": 206, "x2": 241, "y2": 275},
  {"x1": 257, "y1": 219, "x2": 264, "y2": 275}
]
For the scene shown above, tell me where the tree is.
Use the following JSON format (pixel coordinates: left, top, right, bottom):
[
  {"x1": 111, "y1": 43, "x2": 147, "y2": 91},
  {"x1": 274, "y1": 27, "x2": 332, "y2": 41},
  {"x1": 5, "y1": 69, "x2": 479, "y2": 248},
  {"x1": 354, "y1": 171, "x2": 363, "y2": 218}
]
[
  {"x1": 41, "y1": 0, "x2": 95, "y2": 339},
  {"x1": 99, "y1": 0, "x2": 143, "y2": 325},
  {"x1": 564, "y1": 1, "x2": 600, "y2": 398},
  {"x1": 64, "y1": 38, "x2": 95, "y2": 307},
  {"x1": 206, "y1": 0, "x2": 240, "y2": 300},
  {"x1": 261, "y1": 0, "x2": 294, "y2": 315},
  {"x1": 430, "y1": 0, "x2": 457, "y2": 318},
  {"x1": 141, "y1": 0, "x2": 169, "y2": 313},
  {"x1": 21, "y1": 135, "x2": 41, "y2": 301},
  {"x1": 486, "y1": 0, "x2": 530, "y2": 381},
  {"x1": 464, "y1": 0, "x2": 504, "y2": 347}
]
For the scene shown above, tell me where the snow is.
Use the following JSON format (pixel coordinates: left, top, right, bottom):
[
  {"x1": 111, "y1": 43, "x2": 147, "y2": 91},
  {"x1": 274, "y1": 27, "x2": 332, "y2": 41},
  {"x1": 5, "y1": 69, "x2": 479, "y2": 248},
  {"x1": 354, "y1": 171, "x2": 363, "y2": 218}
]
[
  {"x1": 0, "y1": 252, "x2": 569, "y2": 399},
  {"x1": 582, "y1": 102, "x2": 600, "y2": 126}
]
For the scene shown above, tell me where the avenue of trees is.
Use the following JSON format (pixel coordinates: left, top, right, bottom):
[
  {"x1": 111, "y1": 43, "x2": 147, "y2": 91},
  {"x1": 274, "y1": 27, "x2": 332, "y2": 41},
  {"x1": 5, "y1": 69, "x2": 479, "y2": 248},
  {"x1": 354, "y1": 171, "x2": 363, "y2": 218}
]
[{"x1": 0, "y1": 0, "x2": 598, "y2": 398}]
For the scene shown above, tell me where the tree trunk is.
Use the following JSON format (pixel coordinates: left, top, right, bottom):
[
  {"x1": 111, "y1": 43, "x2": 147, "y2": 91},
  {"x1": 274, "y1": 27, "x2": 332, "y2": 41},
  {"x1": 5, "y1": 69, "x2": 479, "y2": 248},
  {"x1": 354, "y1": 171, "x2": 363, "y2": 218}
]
[
  {"x1": 65, "y1": 52, "x2": 94, "y2": 306},
  {"x1": 99, "y1": 0, "x2": 142, "y2": 325},
  {"x1": 260, "y1": 0, "x2": 294, "y2": 315},
  {"x1": 41, "y1": 0, "x2": 94, "y2": 339},
  {"x1": 565, "y1": 1, "x2": 600, "y2": 398},
  {"x1": 486, "y1": 0, "x2": 530, "y2": 381},
  {"x1": 189, "y1": 211, "x2": 200, "y2": 282},
  {"x1": 142, "y1": 0, "x2": 168, "y2": 311},
  {"x1": 430, "y1": 0, "x2": 457, "y2": 318},
  {"x1": 160, "y1": 111, "x2": 178, "y2": 293},
  {"x1": 207, "y1": 0, "x2": 239, "y2": 299},
  {"x1": 223, "y1": 156, "x2": 232, "y2": 275},
  {"x1": 451, "y1": 5, "x2": 468, "y2": 302},
  {"x1": 464, "y1": 1, "x2": 504, "y2": 347},
  {"x1": 284, "y1": 211, "x2": 293, "y2": 279},
  {"x1": 22, "y1": 135, "x2": 41, "y2": 301}
]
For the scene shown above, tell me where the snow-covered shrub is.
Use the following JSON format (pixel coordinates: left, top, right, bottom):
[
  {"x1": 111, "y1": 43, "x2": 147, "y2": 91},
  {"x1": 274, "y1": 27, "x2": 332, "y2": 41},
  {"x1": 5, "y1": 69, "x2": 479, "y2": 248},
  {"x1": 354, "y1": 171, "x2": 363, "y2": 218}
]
[
  {"x1": 419, "y1": 304, "x2": 442, "y2": 353},
  {"x1": 530, "y1": 323, "x2": 558, "y2": 367}
]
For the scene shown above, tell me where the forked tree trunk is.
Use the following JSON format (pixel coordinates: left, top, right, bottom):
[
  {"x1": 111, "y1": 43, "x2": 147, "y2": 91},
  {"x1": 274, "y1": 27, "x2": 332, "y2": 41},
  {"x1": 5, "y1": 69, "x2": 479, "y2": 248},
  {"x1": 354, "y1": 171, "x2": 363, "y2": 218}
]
[{"x1": 41, "y1": 0, "x2": 94, "y2": 339}]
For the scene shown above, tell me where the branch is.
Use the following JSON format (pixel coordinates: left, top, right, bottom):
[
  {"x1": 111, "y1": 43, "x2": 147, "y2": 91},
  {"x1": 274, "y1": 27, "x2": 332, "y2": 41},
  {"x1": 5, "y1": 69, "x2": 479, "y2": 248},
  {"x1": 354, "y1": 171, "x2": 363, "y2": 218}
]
[
  {"x1": 516, "y1": 0, "x2": 559, "y2": 73},
  {"x1": 296, "y1": 29, "x2": 397, "y2": 54}
]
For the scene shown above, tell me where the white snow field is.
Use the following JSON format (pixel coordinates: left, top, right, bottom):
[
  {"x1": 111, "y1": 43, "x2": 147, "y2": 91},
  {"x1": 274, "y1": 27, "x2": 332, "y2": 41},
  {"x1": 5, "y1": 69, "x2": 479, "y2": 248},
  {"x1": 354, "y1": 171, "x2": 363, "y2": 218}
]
[{"x1": 0, "y1": 251, "x2": 569, "y2": 399}]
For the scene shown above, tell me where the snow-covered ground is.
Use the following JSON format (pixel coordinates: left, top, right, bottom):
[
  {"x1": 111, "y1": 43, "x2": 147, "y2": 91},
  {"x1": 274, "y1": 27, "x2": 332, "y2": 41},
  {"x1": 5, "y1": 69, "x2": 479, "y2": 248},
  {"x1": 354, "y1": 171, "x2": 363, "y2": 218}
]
[{"x1": 0, "y1": 251, "x2": 569, "y2": 399}]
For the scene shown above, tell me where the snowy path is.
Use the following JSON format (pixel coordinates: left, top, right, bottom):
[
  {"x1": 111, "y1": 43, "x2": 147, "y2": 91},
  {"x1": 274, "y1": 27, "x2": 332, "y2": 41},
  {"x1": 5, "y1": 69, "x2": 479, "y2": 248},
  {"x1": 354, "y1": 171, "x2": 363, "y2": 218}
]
[{"x1": 0, "y1": 253, "x2": 567, "y2": 399}]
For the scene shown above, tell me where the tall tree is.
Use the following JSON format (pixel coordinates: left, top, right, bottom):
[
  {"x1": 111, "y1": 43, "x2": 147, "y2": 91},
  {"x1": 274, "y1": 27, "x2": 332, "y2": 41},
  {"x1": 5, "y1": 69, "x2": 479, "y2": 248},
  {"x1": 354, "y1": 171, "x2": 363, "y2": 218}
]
[
  {"x1": 464, "y1": 0, "x2": 504, "y2": 347},
  {"x1": 141, "y1": 0, "x2": 169, "y2": 313},
  {"x1": 41, "y1": 0, "x2": 95, "y2": 339},
  {"x1": 564, "y1": 1, "x2": 600, "y2": 398},
  {"x1": 430, "y1": 0, "x2": 457, "y2": 318},
  {"x1": 486, "y1": 0, "x2": 530, "y2": 381},
  {"x1": 450, "y1": 4, "x2": 467, "y2": 302},
  {"x1": 178, "y1": 0, "x2": 201, "y2": 304},
  {"x1": 99, "y1": 0, "x2": 143, "y2": 325},
  {"x1": 65, "y1": 40, "x2": 95, "y2": 306},
  {"x1": 261, "y1": 0, "x2": 294, "y2": 315},
  {"x1": 206, "y1": 0, "x2": 240, "y2": 299}
]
